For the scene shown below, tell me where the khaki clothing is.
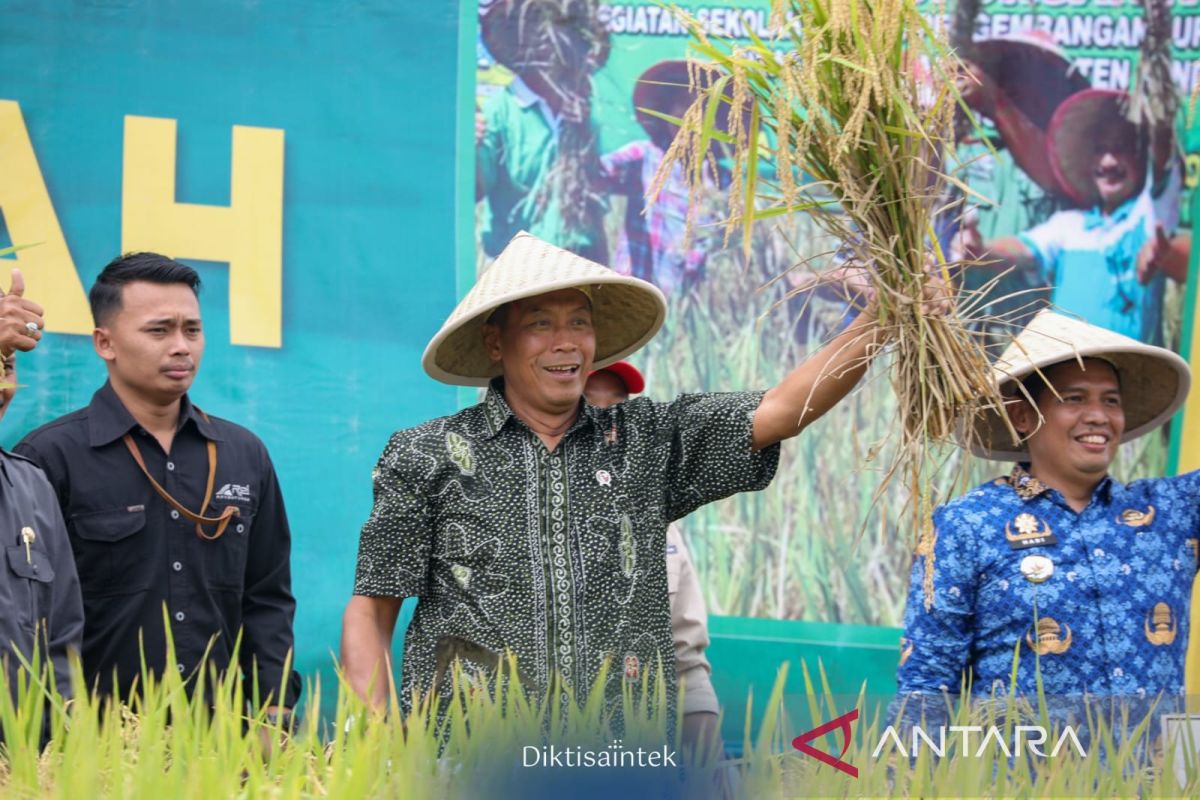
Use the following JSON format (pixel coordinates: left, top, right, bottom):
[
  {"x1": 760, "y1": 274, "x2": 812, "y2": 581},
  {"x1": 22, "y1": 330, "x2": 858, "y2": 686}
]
[{"x1": 667, "y1": 523, "x2": 718, "y2": 715}]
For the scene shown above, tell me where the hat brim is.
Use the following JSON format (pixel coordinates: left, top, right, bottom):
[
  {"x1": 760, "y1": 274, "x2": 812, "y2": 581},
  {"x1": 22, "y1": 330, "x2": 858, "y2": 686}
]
[
  {"x1": 969, "y1": 343, "x2": 1192, "y2": 461},
  {"x1": 423, "y1": 274, "x2": 666, "y2": 387},
  {"x1": 633, "y1": 61, "x2": 697, "y2": 133},
  {"x1": 1047, "y1": 89, "x2": 1141, "y2": 208},
  {"x1": 973, "y1": 36, "x2": 1089, "y2": 131},
  {"x1": 632, "y1": 60, "x2": 744, "y2": 139}
]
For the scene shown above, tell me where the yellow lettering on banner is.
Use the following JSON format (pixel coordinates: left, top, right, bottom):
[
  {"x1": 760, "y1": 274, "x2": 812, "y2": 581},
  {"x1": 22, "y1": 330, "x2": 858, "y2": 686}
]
[
  {"x1": 122, "y1": 116, "x2": 284, "y2": 347},
  {"x1": 0, "y1": 100, "x2": 92, "y2": 335}
]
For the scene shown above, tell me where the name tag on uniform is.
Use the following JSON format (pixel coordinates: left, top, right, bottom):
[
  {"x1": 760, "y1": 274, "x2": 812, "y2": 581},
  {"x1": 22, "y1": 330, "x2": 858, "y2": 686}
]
[{"x1": 1005, "y1": 513, "x2": 1059, "y2": 551}]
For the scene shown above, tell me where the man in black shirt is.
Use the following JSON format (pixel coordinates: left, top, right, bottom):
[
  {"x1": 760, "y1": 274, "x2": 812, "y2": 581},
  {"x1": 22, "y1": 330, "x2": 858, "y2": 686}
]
[{"x1": 16, "y1": 253, "x2": 300, "y2": 714}]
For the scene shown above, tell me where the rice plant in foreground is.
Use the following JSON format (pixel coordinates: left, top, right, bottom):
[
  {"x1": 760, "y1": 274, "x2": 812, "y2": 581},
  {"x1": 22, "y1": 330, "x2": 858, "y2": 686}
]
[{"x1": 2, "y1": 637, "x2": 1198, "y2": 798}]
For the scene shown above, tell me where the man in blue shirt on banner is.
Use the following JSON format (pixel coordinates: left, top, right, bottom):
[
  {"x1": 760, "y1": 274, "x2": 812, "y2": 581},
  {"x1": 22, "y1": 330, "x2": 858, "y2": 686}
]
[{"x1": 957, "y1": 89, "x2": 1186, "y2": 346}]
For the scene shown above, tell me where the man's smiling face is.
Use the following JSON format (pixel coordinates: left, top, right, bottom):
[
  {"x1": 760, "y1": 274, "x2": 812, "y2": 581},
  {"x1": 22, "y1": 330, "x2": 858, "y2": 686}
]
[
  {"x1": 1089, "y1": 123, "x2": 1145, "y2": 214},
  {"x1": 483, "y1": 288, "x2": 596, "y2": 415},
  {"x1": 1011, "y1": 359, "x2": 1125, "y2": 486}
]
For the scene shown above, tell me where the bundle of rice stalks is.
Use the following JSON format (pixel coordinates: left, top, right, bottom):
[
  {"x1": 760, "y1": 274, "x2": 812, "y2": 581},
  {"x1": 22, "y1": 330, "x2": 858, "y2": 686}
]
[
  {"x1": 1128, "y1": 0, "x2": 1177, "y2": 135},
  {"x1": 482, "y1": 0, "x2": 610, "y2": 236},
  {"x1": 658, "y1": 0, "x2": 1018, "y2": 541}
]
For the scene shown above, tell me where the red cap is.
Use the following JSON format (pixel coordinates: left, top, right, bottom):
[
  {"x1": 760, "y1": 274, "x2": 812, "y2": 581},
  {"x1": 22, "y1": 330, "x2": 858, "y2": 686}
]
[{"x1": 591, "y1": 360, "x2": 645, "y2": 395}]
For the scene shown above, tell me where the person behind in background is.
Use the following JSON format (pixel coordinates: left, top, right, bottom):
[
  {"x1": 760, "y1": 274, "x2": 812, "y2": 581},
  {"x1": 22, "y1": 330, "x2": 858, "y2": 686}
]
[
  {"x1": 0, "y1": 269, "x2": 83, "y2": 709},
  {"x1": 16, "y1": 254, "x2": 300, "y2": 722},
  {"x1": 599, "y1": 60, "x2": 727, "y2": 297},
  {"x1": 584, "y1": 360, "x2": 722, "y2": 756}
]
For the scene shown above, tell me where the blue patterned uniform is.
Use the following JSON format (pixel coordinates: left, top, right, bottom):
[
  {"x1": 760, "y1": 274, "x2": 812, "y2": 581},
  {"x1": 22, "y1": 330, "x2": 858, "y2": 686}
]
[{"x1": 897, "y1": 465, "x2": 1200, "y2": 701}]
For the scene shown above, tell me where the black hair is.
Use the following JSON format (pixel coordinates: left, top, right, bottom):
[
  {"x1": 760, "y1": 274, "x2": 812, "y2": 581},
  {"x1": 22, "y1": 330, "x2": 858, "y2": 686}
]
[
  {"x1": 89, "y1": 252, "x2": 201, "y2": 326},
  {"x1": 486, "y1": 302, "x2": 512, "y2": 330}
]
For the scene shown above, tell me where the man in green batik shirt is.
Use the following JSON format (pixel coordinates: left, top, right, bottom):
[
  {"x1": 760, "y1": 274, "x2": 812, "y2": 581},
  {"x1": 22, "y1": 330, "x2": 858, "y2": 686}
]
[{"x1": 340, "y1": 232, "x2": 907, "y2": 720}]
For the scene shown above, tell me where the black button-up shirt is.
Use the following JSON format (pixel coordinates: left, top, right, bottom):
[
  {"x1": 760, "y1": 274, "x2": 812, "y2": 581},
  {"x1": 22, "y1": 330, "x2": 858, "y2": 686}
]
[
  {"x1": 15, "y1": 382, "x2": 301, "y2": 707},
  {"x1": 0, "y1": 447, "x2": 83, "y2": 696}
]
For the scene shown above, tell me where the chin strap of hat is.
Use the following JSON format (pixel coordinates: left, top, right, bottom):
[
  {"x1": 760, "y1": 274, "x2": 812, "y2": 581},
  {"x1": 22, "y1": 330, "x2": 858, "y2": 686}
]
[{"x1": 121, "y1": 408, "x2": 239, "y2": 540}]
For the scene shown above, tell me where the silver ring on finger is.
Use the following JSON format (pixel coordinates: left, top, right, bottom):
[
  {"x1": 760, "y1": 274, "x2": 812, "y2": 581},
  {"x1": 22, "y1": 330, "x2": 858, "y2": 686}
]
[{"x1": 25, "y1": 321, "x2": 39, "y2": 334}]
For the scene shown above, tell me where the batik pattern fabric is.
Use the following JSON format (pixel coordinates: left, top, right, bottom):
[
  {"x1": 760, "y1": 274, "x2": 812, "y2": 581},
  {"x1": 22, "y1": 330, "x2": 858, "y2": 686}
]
[
  {"x1": 895, "y1": 464, "x2": 1200, "y2": 721},
  {"x1": 353, "y1": 381, "x2": 779, "y2": 716}
]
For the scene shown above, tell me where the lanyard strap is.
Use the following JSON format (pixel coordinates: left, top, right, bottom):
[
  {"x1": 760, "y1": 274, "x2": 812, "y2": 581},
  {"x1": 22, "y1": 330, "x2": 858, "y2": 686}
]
[{"x1": 121, "y1": 420, "x2": 240, "y2": 541}]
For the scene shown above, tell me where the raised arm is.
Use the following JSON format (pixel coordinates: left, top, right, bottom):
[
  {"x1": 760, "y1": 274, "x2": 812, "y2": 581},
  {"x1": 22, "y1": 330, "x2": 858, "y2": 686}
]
[
  {"x1": 957, "y1": 62, "x2": 1057, "y2": 194},
  {"x1": 751, "y1": 309, "x2": 885, "y2": 450}
]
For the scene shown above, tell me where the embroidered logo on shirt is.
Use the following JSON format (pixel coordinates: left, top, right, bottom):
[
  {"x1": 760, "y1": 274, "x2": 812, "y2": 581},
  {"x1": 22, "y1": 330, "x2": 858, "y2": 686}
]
[
  {"x1": 1144, "y1": 602, "x2": 1177, "y2": 646},
  {"x1": 214, "y1": 484, "x2": 251, "y2": 503},
  {"x1": 1117, "y1": 506, "x2": 1156, "y2": 527},
  {"x1": 1005, "y1": 513, "x2": 1058, "y2": 549},
  {"x1": 1026, "y1": 617, "x2": 1072, "y2": 655},
  {"x1": 619, "y1": 514, "x2": 636, "y2": 578},
  {"x1": 446, "y1": 432, "x2": 475, "y2": 476}
]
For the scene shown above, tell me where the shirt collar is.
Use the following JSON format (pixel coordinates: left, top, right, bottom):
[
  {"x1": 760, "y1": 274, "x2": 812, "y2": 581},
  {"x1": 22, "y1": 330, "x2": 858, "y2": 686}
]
[
  {"x1": 87, "y1": 381, "x2": 223, "y2": 447},
  {"x1": 1004, "y1": 462, "x2": 1117, "y2": 505},
  {"x1": 509, "y1": 75, "x2": 559, "y2": 130},
  {"x1": 482, "y1": 378, "x2": 597, "y2": 440},
  {"x1": 1080, "y1": 171, "x2": 1142, "y2": 230},
  {"x1": 483, "y1": 380, "x2": 514, "y2": 438}
]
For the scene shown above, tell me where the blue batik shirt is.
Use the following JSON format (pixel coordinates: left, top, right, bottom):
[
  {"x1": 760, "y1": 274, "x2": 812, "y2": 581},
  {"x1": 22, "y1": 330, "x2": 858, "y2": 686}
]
[{"x1": 896, "y1": 464, "x2": 1200, "y2": 701}]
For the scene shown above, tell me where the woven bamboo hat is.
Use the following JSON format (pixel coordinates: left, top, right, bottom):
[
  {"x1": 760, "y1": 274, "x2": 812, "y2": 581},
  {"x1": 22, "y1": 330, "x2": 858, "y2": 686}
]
[
  {"x1": 1047, "y1": 88, "x2": 1142, "y2": 208},
  {"x1": 423, "y1": 232, "x2": 667, "y2": 386},
  {"x1": 969, "y1": 309, "x2": 1191, "y2": 461},
  {"x1": 972, "y1": 33, "x2": 1089, "y2": 131}
]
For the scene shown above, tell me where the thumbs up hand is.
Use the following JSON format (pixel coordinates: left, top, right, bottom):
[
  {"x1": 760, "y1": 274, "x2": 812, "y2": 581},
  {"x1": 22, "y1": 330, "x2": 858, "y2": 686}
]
[{"x1": 0, "y1": 268, "x2": 46, "y2": 356}]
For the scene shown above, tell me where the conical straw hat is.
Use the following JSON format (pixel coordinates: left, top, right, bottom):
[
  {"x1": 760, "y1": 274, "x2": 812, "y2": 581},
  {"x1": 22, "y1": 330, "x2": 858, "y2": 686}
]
[
  {"x1": 1047, "y1": 88, "x2": 1141, "y2": 208},
  {"x1": 972, "y1": 33, "x2": 1089, "y2": 131},
  {"x1": 970, "y1": 309, "x2": 1191, "y2": 461},
  {"x1": 423, "y1": 232, "x2": 667, "y2": 386}
]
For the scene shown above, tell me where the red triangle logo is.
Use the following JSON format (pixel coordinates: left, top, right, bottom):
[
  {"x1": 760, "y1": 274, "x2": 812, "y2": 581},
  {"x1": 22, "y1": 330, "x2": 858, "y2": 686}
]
[{"x1": 791, "y1": 708, "x2": 859, "y2": 778}]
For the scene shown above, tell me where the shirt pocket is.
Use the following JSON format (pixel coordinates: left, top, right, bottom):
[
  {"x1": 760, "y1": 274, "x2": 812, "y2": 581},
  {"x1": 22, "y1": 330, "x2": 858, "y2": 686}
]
[
  {"x1": 5, "y1": 545, "x2": 56, "y2": 633},
  {"x1": 203, "y1": 506, "x2": 253, "y2": 592},
  {"x1": 70, "y1": 506, "x2": 149, "y2": 596}
]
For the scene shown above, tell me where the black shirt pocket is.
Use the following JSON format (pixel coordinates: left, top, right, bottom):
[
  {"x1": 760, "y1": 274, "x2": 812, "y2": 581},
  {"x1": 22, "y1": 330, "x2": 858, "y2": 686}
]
[
  {"x1": 70, "y1": 506, "x2": 150, "y2": 596},
  {"x1": 5, "y1": 545, "x2": 55, "y2": 636},
  {"x1": 204, "y1": 507, "x2": 253, "y2": 592},
  {"x1": 6, "y1": 546, "x2": 56, "y2": 583}
]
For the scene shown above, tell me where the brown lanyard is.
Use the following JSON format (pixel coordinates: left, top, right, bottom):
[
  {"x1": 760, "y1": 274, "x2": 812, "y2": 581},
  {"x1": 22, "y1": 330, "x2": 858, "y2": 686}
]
[{"x1": 121, "y1": 412, "x2": 240, "y2": 540}]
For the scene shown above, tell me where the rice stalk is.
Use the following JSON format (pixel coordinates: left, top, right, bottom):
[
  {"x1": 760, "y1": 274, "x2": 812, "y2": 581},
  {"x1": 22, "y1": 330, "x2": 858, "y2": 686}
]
[
  {"x1": 1, "y1": 637, "x2": 1197, "y2": 797},
  {"x1": 657, "y1": 0, "x2": 1020, "y2": 573}
]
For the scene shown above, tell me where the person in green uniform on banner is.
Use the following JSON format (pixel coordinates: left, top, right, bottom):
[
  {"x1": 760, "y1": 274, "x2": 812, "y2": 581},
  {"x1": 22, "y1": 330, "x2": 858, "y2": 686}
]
[{"x1": 475, "y1": 0, "x2": 610, "y2": 263}]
